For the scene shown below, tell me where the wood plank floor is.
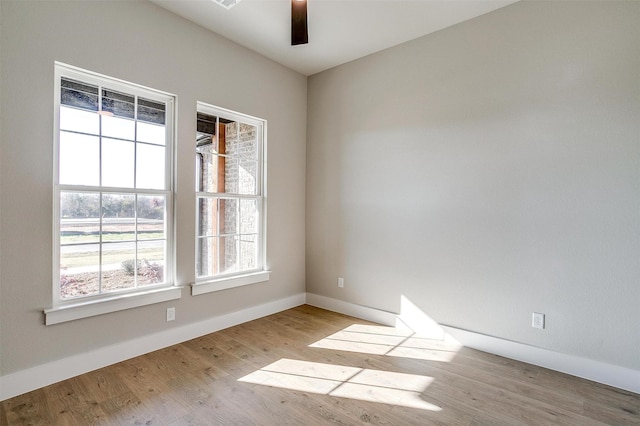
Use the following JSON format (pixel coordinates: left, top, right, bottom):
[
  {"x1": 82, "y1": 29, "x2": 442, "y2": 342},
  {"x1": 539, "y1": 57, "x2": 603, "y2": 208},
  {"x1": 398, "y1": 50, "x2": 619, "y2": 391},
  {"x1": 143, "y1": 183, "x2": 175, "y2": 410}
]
[{"x1": 2, "y1": 305, "x2": 639, "y2": 425}]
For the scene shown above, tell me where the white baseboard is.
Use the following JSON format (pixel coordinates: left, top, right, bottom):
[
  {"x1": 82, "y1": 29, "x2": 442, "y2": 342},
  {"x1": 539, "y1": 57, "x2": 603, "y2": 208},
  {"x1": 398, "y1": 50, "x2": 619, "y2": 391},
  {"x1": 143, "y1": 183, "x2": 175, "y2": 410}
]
[
  {"x1": 306, "y1": 294, "x2": 640, "y2": 395},
  {"x1": 305, "y1": 293, "x2": 397, "y2": 326},
  {"x1": 3, "y1": 292, "x2": 638, "y2": 401},
  {"x1": 0, "y1": 293, "x2": 306, "y2": 401},
  {"x1": 441, "y1": 325, "x2": 640, "y2": 395}
]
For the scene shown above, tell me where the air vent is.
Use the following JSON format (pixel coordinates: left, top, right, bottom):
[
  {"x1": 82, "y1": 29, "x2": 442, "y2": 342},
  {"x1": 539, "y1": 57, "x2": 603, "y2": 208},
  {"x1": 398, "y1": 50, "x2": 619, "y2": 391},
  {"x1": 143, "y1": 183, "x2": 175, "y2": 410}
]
[{"x1": 211, "y1": 0, "x2": 242, "y2": 9}]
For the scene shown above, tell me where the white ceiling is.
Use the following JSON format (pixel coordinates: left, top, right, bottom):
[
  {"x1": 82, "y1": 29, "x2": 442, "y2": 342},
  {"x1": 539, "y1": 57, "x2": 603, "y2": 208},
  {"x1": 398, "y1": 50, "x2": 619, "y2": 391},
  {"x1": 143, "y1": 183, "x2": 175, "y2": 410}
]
[{"x1": 150, "y1": 0, "x2": 518, "y2": 76}]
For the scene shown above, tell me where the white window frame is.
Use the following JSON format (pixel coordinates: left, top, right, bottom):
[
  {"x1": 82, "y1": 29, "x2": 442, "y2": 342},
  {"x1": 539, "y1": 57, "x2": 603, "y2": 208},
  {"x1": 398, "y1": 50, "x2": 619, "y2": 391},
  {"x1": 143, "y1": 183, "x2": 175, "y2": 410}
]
[
  {"x1": 192, "y1": 102, "x2": 269, "y2": 295},
  {"x1": 45, "y1": 63, "x2": 180, "y2": 325}
]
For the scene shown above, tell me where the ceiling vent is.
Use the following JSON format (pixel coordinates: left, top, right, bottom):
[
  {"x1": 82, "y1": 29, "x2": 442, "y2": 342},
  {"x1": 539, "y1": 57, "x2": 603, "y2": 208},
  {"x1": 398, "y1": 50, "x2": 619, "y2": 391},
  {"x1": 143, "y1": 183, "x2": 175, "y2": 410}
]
[{"x1": 211, "y1": 0, "x2": 241, "y2": 10}]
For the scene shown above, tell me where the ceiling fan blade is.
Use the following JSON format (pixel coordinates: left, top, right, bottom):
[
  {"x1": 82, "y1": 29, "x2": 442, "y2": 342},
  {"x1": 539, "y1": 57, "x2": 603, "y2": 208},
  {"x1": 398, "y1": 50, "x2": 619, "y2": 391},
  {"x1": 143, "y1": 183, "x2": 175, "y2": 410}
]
[{"x1": 291, "y1": 0, "x2": 308, "y2": 45}]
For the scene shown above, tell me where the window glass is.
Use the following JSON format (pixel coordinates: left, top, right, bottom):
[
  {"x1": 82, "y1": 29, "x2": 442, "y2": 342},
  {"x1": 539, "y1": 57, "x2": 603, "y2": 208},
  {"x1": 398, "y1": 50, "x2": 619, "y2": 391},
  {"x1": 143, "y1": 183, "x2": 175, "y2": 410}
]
[
  {"x1": 137, "y1": 195, "x2": 166, "y2": 240},
  {"x1": 102, "y1": 115, "x2": 135, "y2": 141},
  {"x1": 137, "y1": 122, "x2": 165, "y2": 145},
  {"x1": 136, "y1": 144, "x2": 166, "y2": 190},
  {"x1": 55, "y1": 64, "x2": 174, "y2": 304},
  {"x1": 102, "y1": 139, "x2": 135, "y2": 188},
  {"x1": 59, "y1": 132, "x2": 100, "y2": 186},
  {"x1": 60, "y1": 106, "x2": 99, "y2": 134},
  {"x1": 195, "y1": 103, "x2": 265, "y2": 282}
]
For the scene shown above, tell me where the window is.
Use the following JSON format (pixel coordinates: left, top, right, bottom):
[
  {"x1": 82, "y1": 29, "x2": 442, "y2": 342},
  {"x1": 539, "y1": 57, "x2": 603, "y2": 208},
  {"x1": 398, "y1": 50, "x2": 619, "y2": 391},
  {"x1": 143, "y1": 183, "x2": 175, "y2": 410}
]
[
  {"x1": 194, "y1": 103, "x2": 268, "y2": 294},
  {"x1": 48, "y1": 63, "x2": 178, "y2": 323}
]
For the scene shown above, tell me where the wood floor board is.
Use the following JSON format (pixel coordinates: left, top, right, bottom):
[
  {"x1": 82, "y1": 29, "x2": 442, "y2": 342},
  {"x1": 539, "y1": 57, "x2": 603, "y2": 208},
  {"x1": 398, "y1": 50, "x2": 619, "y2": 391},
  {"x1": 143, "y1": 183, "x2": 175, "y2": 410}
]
[
  {"x1": 2, "y1": 390, "x2": 53, "y2": 426},
  {"x1": 77, "y1": 367, "x2": 132, "y2": 405},
  {"x1": 432, "y1": 348, "x2": 596, "y2": 416},
  {"x1": 97, "y1": 390, "x2": 159, "y2": 426},
  {"x1": 475, "y1": 388, "x2": 609, "y2": 426},
  {"x1": 2, "y1": 305, "x2": 639, "y2": 425},
  {"x1": 110, "y1": 360, "x2": 192, "y2": 423},
  {"x1": 41, "y1": 377, "x2": 106, "y2": 426}
]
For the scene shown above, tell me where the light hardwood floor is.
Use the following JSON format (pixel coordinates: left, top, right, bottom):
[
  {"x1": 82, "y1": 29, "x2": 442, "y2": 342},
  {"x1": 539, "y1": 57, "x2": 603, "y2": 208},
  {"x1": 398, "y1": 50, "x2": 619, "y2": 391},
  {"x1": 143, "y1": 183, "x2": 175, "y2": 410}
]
[{"x1": 2, "y1": 305, "x2": 639, "y2": 425}]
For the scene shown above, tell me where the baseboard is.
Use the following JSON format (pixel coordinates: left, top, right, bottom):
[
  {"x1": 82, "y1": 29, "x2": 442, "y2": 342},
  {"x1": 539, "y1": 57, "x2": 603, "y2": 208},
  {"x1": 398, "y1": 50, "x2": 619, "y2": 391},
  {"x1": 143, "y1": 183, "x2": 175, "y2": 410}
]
[
  {"x1": 3, "y1": 292, "x2": 638, "y2": 401},
  {"x1": 305, "y1": 293, "x2": 397, "y2": 326},
  {"x1": 0, "y1": 293, "x2": 306, "y2": 401},
  {"x1": 441, "y1": 325, "x2": 640, "y2": 395},
  {"x1": 305, "y1": 294, "x2": 640, "y2": 395}
]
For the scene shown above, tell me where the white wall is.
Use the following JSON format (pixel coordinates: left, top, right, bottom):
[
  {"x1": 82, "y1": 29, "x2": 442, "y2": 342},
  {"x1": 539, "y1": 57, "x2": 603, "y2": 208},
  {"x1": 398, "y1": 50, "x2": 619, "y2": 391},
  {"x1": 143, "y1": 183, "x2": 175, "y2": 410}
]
[
  {"x1": 306, "y1": 1, "x2": 640, "y2": 370},
  {"x1": 0, "y1": 0, "x2": 306, "y2": 375}
]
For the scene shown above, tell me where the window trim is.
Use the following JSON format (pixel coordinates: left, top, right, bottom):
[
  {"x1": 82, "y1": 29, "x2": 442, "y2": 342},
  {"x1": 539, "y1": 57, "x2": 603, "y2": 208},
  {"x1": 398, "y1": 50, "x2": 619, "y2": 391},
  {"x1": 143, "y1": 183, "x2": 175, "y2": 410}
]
[
  {"x1": 44, "y1": 286, "x2": 182, "y2": 326},
  {"x1": 47, "y1": 62, "x2": 178, "y2": 323},
  {"x1": 192, "y1": 102, "x2": 268, "y2": 295}
]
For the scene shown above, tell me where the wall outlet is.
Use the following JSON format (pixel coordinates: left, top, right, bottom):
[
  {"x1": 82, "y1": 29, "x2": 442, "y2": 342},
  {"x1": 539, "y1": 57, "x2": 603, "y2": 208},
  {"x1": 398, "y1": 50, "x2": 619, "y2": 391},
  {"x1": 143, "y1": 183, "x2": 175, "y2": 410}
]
[
  {"x1": 337, "y1": 277, "x2": 344, "y2": 288},
  {"x1": 532, "y1": 312, "x2": 545, "y2": 329},
  {"x1": 166, "y1": 307, "x2": 176, "y2": 322}
]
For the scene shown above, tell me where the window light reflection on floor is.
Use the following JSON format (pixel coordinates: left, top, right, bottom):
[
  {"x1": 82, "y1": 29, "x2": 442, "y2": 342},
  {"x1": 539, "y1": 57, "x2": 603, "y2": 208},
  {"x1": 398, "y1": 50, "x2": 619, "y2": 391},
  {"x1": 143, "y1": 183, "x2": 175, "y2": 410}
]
[
  {"x1": 309, "y1": 324, "x2": 461, "y2": 362},
  {"x1": 309, "y1": 296, "x2": 463, "y2": 362},
  {"x1": 238, "y1": 359, "x2": 441, "y2": 411},
  {"x1": 238, "y1": 296, "x2": 461, "y2": 411}
]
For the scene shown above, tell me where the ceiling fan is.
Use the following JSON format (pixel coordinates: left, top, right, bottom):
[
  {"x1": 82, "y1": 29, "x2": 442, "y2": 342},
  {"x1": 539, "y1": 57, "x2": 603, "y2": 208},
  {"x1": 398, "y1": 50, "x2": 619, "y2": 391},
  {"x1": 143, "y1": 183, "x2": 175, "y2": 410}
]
[
  {"x1": 212, "y1": 0, "x2": 308, "y2": 46},
  {"x1": 291, "y1": 0, "x2": 308, "y2": 45}
]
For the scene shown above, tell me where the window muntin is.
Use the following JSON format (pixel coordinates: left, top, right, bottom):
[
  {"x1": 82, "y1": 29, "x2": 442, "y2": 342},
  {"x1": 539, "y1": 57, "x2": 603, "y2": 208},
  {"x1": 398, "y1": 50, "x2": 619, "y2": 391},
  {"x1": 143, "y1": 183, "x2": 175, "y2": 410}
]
[
  {"x1": 54, "y1": 64, "x2": 174, "y2": 304},
  {"x1": 195, "y1": 104, "x2": 265, "y2": 282}
]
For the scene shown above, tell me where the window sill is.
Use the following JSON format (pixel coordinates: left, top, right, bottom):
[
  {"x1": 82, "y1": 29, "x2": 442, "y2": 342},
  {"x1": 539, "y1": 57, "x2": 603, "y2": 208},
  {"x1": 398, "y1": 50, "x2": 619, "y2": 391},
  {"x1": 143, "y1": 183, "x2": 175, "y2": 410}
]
[
  {"x1": 44, "y1": 286, "x2": 183, "y2": 325},
  {"x1": 191, "y1": 271, "x2": 271, "y2": 296}
]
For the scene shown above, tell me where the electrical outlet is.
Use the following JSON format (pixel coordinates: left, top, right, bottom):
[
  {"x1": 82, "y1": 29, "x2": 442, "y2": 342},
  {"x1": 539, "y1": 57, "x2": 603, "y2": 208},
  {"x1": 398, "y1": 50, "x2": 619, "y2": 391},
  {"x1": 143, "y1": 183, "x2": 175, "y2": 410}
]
[
  {"x1": 532, "y1": 312, "x2": 545, "y2": 329},
  {"x1": 338, "y1": 277, "x2": 344, "y2": 288},
  {"x1": 166, "y1": 307, "x2": 176, "y2": 322}
]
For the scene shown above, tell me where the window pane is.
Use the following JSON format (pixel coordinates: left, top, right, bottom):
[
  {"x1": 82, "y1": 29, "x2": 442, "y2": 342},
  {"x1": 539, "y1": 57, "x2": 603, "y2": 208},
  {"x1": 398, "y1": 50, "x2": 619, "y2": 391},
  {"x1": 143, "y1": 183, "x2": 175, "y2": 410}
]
[
  {"x1": 60, "y1": 106, "x2": 99, "y2": 134},
  {"x1": 195, "y1": 104, "x2": 264, "y2": 282},
  {"x1": 196, "y1": 236, "x2": 217, "y2": 277},
  {"x1": 102, "y1": 88, "x2": 134, "y2": 119},
  {"x1": 197, "y1": 113, "x2": 217, "y2": 137},
  {"x1": 138, "y1": 97, "x2": 166, "y2": 125},
  {"x1": 197, "y1": 197, "x2": 218, "y2": 237},
  {"x1": 102, "y1": 242, "x2": 136, "y2": 292},
  {"x1": 60, "y1": 245, "x2": 100, "y2": 299},
  {"x1": 137, "y1": 122, "x2": 165, "y2": 145},
  {"x1": 239, "y1": 161, "x2": 257, "y2": 195},
  {"x1": 136, "y1": 143, "x2": 166, "y2": 190},
  {"x1": 238, "y1": 123, "x2": 257, "y2": 161},
  {"x1": 240, "y1": 234, "x2": 258, "y2": 271},
  {"x1": 56, "y1": 67, "x2": 175, "y2": 305},
  {"x1": 60, "y1": 192, "x2": 100, "y2": 244},
  {"x1": 137, "y1": 241, "x2": 164, "y2": 286},
  {"x1": 137, "y1": 195, "x2": 165, "y2": 240},
  {"x1": 222, "y1": 121, "x2": 239, "y2": 155},
  {"x1": 220, "y1": 236, "x2": 239, "y2": 274},
  {"x1": 61, "y1": 78, "x2": 99, "y2": 111},
  {"x1": 59, "y1": 131, "x2": 100, "y2": 186},
  {"x1": 102, "y1": 115, "x2": 135, "y2": 141},
  {"x1": 223, "y1": 156, "x2": 239, "y2": 194},
  {"x1": 220, "y1": 198, "x2": 238, "y2": 235},
  {"x1": 198, "y1": 153, "x2": 222, "y2": 193},
  {"x1": 102, "y1": 193, "x2": 135, "y2": 242},
  {"x1": 102, "y1": 138, "x2": 135, "y2": 188},
  {"x1": 240, "y1": 199, "x2": 258, "y2": 234}
]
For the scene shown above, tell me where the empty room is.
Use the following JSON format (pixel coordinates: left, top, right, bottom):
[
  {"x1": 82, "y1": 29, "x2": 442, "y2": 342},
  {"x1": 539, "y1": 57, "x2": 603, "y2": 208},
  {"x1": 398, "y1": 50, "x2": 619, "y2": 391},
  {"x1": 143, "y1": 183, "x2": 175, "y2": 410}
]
[{"x1": 1, "y1": 0, "x2": 638, "y2": 424}]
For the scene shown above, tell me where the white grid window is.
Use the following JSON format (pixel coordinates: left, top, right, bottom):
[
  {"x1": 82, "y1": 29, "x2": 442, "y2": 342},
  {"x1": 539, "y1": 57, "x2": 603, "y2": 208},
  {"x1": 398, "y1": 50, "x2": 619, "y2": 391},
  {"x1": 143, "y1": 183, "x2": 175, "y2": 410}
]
[
  {"x1": 194, "y1": 103, "x2": 268, "y2": 293},
  {"x1": 53, "y1": 63, "x2": 175, "y2": 306}
]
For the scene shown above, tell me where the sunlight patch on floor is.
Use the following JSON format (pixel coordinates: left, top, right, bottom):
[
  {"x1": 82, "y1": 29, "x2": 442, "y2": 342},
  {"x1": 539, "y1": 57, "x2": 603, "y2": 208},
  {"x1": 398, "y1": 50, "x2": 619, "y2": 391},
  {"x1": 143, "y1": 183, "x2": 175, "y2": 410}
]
[
  {"x1": 309, "y1": 323, "x2": 461, "y2": 362},
  {"x1": 238, "y1": 359, "x2": 441, "y2": 411},
  {"x1": 310, "y1": 296, "x2": 462, "y2": 361}
]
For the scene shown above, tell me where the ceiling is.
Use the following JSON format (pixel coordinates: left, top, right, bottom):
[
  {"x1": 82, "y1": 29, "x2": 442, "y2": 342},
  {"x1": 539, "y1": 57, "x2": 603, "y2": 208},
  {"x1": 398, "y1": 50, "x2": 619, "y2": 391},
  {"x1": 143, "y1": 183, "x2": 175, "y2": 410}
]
[{"x1": 150, "y1": 0, "x2": 518, "y2": 76}]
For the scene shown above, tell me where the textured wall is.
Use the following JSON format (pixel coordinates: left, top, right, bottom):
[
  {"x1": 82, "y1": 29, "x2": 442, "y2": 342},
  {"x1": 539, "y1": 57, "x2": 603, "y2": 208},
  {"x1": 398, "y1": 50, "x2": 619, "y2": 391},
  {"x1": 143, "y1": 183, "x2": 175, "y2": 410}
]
[
  {"x1": 306, "y1": 1, "x2": 640, "y2": 370},
  {"x1": 0, "y1": 0, "x2": 306, "y2": 374}
]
